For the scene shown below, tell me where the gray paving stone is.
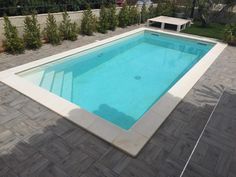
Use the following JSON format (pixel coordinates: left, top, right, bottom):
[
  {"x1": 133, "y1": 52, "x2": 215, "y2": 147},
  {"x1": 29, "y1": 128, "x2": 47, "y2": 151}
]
[
  {"x1": 77, "y1": 133, "x2": 110, "y2": 160},
  {"x1": 0, "y1": 167, "x2": 19, "y2": 177},
  {"x1": 149, "y1": 132, "x2": 177, "y2": 152},
  {"x1": 3, "y1": 115, "x2": 41, "y2": 139},
  {"x1": 158, "y1": 117, "x2": 187, "y2": 138},
  {"x1": 0, "y1": 126, "x2": 21, "y2": 152},
  {"x1": 0, "y1": 105, "x2": 23, "y2": 124},
  {"x1": 99, "y1": 148, "x2": 131, "y2": 174},
  {"x1": 23, "y1": 130, "x2": 57, "y2": 148},
  {"x1": 137, "y1": 142, "x2": 163, "y2": 164},
  {"x1": 158, "y1": 155, "x2": 185, "y2": 177},
  {"x1": 4, "y1": 94, "x2": 30, "y2": 110},
  {"x1": 0, "y1": 88, "x2": 21, "y2": 105},
  {"x1": 18, "y1": 153, "x2": 50, "y2": 177},
  {"x1": 59, "y1": 150, "x2": 95, "y2": 177},
  {"x1": 120, "y1": 159, "x2": 158, "y2": 177},
  {"x1": 41, "y1": 117, "x2": 77, "y2": 136},
  {"x1": 31, "y1": 163, "x2": 70, "y2": 177},
  {"x1": 59, "y1": 128, "x2": 88, "y2": 148},
  {"x1": 170, "y1": 137, "x2": 196, "y2": 162},
  {"x1": 1, "y1": 141, "x2": 36, "y2": 170},
  {"x1": 17, "y1": 100, "x2": 48, "y2": 118},
  {"x1": 39, "y1": 136, "x2": 72, "y2": 164},
  {"x1": 81, "y1": 162, "x2": 119, "y2": 177},
  {"x1": 29, "y1": 109, "x2": 61, "y2": 124}
]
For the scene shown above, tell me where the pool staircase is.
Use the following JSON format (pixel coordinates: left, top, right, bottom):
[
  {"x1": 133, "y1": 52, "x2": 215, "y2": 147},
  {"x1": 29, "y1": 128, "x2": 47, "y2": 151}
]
[{"x1": 38, "y1": 70, "x2": 73, "y2": 101}]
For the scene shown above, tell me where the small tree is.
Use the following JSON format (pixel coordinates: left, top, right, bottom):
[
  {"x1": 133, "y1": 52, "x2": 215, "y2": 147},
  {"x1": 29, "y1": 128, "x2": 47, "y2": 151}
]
[
  {"x1": 128, "y1": 6, "x2": 139, "y2": 25},
  {"x1": 59, "y1": 11, "x2": 78, "y2": 41},
  {"x1": 3, "y1": 16, "x2": 25, "y2": 54},
  {"x1": 43, "y1": 13, "x2": 61, "y2": 45},
  {"x1": 148, "y1": 4, "x2": 155, "y2": 18},
  {"x1": 23, "y1": 13, "x2": 42, "y2": 50},
  {"x1": 224, "y1": 23, "x2": 236, "y2": 45},
  {"x1": 155, "y1": 1, "x2": 175, "y2": 17},
  {"x1": 98, "y1": 6, "x2": 109, "y2": 34},
  {"x1": 141, "y1": 4, "x2": 148, "y2": 23},
  {"x1": 107, "y1": 4, "x2": 118, "y2": 31},
  {"x1": 118, "y1": 3, "x2": 129, "y2": 28},
  {"x1": 80, "y1": 6, "x2": 97, "y2": 35},
  {"x1": 155, "y1": 3, "x2": 164, "y2": 16},
  {"x1": 197, "y1": 0, "x2": 212, "y2": 27}
]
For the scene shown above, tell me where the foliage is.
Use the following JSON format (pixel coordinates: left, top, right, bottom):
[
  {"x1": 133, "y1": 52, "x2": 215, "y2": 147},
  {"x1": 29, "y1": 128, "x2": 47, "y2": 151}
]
[
  {"x1": 183, "y1": 0, "x2": 192, "y2": 18},
  {"x1": 23, "y1": 13, "x2": 42, "y2": 49},
  {"x1": 98, "y1": 6, "x2": 109, "y2": 34},
  {"x1": 43, "y1": 13, "x2": 61, "y2": 45},
  {"x1": 59, "y1": 11, "x2": 78, "y2": 41},
  {"x1": 224, "y1": 23, "x2": 236, "y2": 45},
  {"x1": 3, "y1": 16, "x2": 25, "y2": 54},
  {"x1": 140, "y1": 4, "x2": 148, "y2": 23},
  {"x1": 128, "y1": 6, "x2": 140, "y2": 25},
  {"x1": 0, "y1": 0, "x2": 116, "y2": 16},
  {"x1": 182, "y1": 22, "x2": 226, "y2": 40},
  {"x1": 197, "y1": 0, "x2": 212, "y2": 27},
  {"x1": 155, "y1": 1, "x2": 175, "y2": 17},
  {"x1": 148, "y1": 4, "x2": 155, "y2": 18},
  {"x1": 107, "y1": 4, "x2": 118, "y2": 31},
  {"x1": 118, "y1": 3, "x2": 130, "y2": 28},
  {"x1": 80, "y1": 6, "x2": 97, "y2": 35},
  {"x1": 163, "y1": 1, "x2": 175, "y2": 16}
]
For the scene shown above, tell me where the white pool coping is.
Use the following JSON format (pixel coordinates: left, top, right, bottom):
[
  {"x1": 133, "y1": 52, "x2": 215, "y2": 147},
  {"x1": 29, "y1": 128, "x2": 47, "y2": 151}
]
[{"x1": 0, "y1": 27, "x2": 227, "y2": 156}]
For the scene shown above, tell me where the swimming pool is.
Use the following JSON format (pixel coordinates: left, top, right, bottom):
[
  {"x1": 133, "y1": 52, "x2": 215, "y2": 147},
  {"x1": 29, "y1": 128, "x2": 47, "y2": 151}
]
[
  {"x1": 0, "y1": 28, "x2": 226, "y2": 156},
  {"x1": 19, "y1": 31, "x2": 213, "y2": 130}
]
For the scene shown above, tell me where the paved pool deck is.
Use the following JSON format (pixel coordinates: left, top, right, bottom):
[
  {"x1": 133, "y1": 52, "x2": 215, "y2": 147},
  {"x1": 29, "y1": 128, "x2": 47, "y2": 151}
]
[{"x1": 0, "y1": 25, "x2": 236, "y2": 177}]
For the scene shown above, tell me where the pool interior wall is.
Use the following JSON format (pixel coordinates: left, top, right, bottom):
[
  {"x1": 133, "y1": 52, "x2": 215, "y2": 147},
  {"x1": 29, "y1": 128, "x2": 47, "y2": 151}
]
[{"x1": 19, "y1": 31, "x2": 213, "y2": 130}]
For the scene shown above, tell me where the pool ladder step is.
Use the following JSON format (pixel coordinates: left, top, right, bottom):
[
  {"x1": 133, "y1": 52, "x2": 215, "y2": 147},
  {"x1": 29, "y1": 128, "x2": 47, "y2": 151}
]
[
  {"x1": 40, "y1": 71, "x2": 55, "y2": 91},
  {"x1": 40, "y1": 70, "x2": 73, "y2": 102}
]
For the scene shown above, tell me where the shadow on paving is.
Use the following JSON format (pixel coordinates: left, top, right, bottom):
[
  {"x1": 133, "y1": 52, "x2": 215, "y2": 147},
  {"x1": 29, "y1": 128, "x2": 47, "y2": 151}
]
[
  {"x1": 182, "y1": 89, "x2": 236, "y2": 177},
  {"x1": 0, "y1": 82, "x2": 221, "y2": 177}
]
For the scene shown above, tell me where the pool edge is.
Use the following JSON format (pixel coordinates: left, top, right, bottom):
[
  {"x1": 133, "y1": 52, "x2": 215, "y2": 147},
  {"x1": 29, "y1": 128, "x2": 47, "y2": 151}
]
[{"x1": 0, "y1": 28, "x2": 227, "y2": 157}]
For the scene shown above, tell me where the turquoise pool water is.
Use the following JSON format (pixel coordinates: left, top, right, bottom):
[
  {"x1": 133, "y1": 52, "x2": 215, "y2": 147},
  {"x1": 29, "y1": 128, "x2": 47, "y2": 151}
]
[{"x1": 19, "y1": 31, "x2": 213, "y2": 130}]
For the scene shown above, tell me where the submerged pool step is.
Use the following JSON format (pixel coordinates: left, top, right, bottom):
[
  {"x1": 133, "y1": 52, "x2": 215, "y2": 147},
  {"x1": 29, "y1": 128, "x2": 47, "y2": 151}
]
[
  {"x1": 51, "y1": 71, "x2": 64, "y2": 96},
  {"x1": 61, "y1": 72, "x2": 73, "y2": 101},
  {"x1": 40, "y1": 71, "x2": 55, "y2": 91},
  {"x1": 23, "y1": 70, "x2": 45, "y2": 86}
]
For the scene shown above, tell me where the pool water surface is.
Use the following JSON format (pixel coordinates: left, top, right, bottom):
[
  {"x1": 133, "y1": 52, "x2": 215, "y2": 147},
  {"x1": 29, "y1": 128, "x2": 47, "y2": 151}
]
[{"x1": 19, "y1": 31, "x2": 213, "y2": 130}]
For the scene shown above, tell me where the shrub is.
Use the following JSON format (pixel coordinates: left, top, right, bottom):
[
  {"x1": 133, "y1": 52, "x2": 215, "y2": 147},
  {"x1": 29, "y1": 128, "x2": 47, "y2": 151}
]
[
  {"x1": 107, "y1": 4, "x2": 118, "y2": 31},
  {"x1": 118, "y1": 3, "x2": 129, "y2": 28},
  {"x1": 43, "y1": 13, "x2": 61, "y2": 45},
  {"x1": 224, "y1": 24, "x2": 236, "y2": 45},
  {"x1": 155, "y1": 3, "x2": 163, "y2": 16},
  {"x1": 140, "y1": 4, "x2": 148, "y2": 23},
  {"x1": 128, "y1": 6, "x2": 139, "y2": 25},
  {"x1": 23, "y1": 13, "x2": 42, "y2": 49},
  {"x1": 197, "y1": 0, "x2": 211, "y2": 27},
  {"x1": 148, "y1": 4, "x2": 155, "y2": 18},
  {"x1": 59, "y1": 11, "x2": 78, "y2": 41},
  {"x1": 161, "y1": 1, "x2": 175, "y2": 17},
  {"x1": 80, "y1": 6, "x2": 97, "y2": 35},
  {"x1": 3, "y1": 16, "x2": 25, "y2": 54},
  {"x1": 98, "y1": 6, "x2": 109, "y2": 34}
]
